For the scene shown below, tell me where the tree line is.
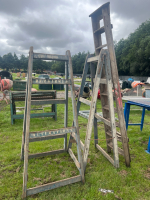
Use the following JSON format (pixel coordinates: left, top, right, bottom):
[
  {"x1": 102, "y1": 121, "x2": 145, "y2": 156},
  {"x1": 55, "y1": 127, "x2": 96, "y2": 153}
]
[{"x1": 0, "y1": 19, "x2": 150, "y2": 75}]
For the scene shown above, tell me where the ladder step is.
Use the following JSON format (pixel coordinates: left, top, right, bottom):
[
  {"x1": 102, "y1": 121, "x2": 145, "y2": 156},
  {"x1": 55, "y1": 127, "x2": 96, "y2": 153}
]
[
  {"x1": 106, "y1": 131, "x2": 129, "y2": 142},
  {"x1": 32, "y1": 78, "x2": 71, "y2": 85},
  {"x1": 100, "y1": 78, "x2": 107, "y2": 84},
  {"x1": 87, "y1": 55, "x2": 99, "y2": 63},
  {"x1": 33, "y1": 53, "x2": 68, "y2": 61},
  {"x1": 101, "y1": 92, "x2": 108, "y2": 96},
  {"x1": 107, "y1": 143, "x2": 124, "y2": 156},
  {"x1": 103, "y1": 105, "x2": 117, "y2": 113},
  {"x1": 29, "y1": 149, "x2": 65, "y2": 159},
  {"x1": 106, "y1": 131, "x2": 122, "y2": 142},
  {"x1": 96, "y1": 44, "x2": 107, "y2": 50},
  {"x1": 79, "y1": 97, "x2": 91, "y2": 106},
  {"x1": 29, "y1": 133, "x2": 66, "y2": 142},
  {"x1": 89, "y1": 2, "x2": 110, "y2": 18},
  {"x1": 29, "y1": 127, "x2": 76, "y2": 139},
  {"x1": 95, "y1": 113, "x2": 111, "y2": 126},
  {"x1": 31, "y1": 99, "x2": 66, "y2": 105},
  {"x1": 94, "y1": 24, "x2": 113, "y2": 35}
]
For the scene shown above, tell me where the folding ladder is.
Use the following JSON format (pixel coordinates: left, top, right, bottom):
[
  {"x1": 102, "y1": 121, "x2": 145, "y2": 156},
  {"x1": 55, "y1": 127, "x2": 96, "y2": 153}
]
[
  {"x1": 21, "y1": 47, "x2": 84, "y2": 198},
  {"x1": 68, "y1": 2, "x2": 130, "y2": 171}
]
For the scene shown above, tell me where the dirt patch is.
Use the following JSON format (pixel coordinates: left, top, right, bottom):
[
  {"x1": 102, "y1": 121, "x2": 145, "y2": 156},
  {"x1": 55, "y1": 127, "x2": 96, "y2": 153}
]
[
  {"x1": 144, "y1": 168, "x2": 150, "y2": 179},
  {"x1": 119, "y1": 170, "x2": 128, "y2": 176},
  {"x1": 60, "y1": 171, "x2": 66, "y2": 178}
]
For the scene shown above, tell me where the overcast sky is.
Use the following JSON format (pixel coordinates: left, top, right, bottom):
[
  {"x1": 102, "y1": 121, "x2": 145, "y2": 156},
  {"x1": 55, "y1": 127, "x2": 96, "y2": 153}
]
[{"x1": 0, "y1": 0, "x2": 150, "y2": 57}]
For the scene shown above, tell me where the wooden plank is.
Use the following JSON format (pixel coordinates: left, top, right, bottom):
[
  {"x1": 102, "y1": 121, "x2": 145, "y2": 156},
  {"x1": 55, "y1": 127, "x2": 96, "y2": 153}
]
[
  {"x1": 33, "y1": 53, "x2": 68, "y2": 61},
  {"x1": 29, "y1": 134, "x2": 66, "y2": 142},
  {"x1": 68, "y1": 148, "x2": 81, "y2": 170},
  {"x1": 30, "y1": 127, "x2": 76, "y2": 138},
  {"x1": 66, "y1": 50, "x2": 84, "y2": 182},
  {"x1": 100, "y1": 78, "x2": 106, "y2": 84},
  {"x1": 71, "y1": 132, "x2": 84, "y2": 151},
  {"x1": 89, "y1": 2, "x2": 110, "y2": 17},
  {"x1": 104, "y1": 51, "x2": 119, "y2": 167},
  {"x1": 102, "y1": 4, "x2": 130, "y2": 166},
  {"x1": 13, "y1": 112, "x2": 55, "y2": 119},
  {"x1": 96, "y1": 144, "x2": 115, "y2": 166},
  {"x1": 23, "y1": 46, "x2": 33, "y2": 198},
  {"x1": 31, "y1": 99, "x2": 66, "y2": 105},
  {"x1": 107, "y1": 143, "x2": 124, "y2": 156},
  {"x1": 28, "y1": 149, "x2": 65, "y2": 159},
  {"x1": 64, "y1": 61, "x2": 68, "y2": 151},
  {"x1": 95, "y1": 113, "x2": 111, "y2": 126},
  {"x1": 96, "y1": 44, "x2": 107, "y2": 50},
  {"x1": 32, "y1": 78, "x2": 71, "y2": 85},
  {"x1": 94, "y1": 24, "x2": 113, "y2": 34},
  {"x1": 27, "y1": 175, "x2": 82, "y2": 196},
  {"x1": 79, "y1": 97, "x2": 91, "y2": 106},
  {"x1": 87, "y1": 55, "x2": 99, "y2": 63},
  {"x1": 83, "y1": 50, "x2": 105, "y2": 171}
]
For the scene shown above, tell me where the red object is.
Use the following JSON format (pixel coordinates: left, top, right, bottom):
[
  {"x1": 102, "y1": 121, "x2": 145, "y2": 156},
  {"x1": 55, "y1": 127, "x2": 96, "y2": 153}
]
[{"x1": 97, "y1": 89, "x2": 100, "y2": 99}]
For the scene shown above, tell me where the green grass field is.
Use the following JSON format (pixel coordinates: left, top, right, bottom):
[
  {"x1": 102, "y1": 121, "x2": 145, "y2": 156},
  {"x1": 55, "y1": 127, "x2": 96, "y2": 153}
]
[{"x1": 0, "y1": 98, "x2": 150, "y2": 200}]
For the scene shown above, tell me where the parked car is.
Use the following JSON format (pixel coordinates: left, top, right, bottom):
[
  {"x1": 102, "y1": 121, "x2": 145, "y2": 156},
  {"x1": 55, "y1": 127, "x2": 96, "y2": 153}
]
[{"x1": 38, "y1": 74, "x2": 50, "y2": 79}]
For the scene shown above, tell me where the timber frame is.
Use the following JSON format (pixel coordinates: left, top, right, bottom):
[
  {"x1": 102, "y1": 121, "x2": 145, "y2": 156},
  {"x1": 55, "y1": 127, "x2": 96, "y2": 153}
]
[{"x1": 21, "y1": 47, "x2": 84, "y2": 198}]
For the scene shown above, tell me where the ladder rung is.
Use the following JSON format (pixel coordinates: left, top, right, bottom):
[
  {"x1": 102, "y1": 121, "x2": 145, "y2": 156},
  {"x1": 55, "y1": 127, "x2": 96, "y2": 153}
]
[
  {"x1": 106, "y1": 131, "x2": 122, "y2": 142},
  {"x1": 29, "y1": 127, "x2": 76, "y2": 139},
  {"x1": 87, "y1": 55, "x2": 99, "y2": 63},
  {"x1": 79, "y1": 97, "x2": 91, "y2": 106},
  {"x1": 32, "y1": 78, "x2": 71, "y2": 85},
  {"x1": 100, "y1": 78, "x2": 107, "y2": 84},
  {"x1": 31, "y1": 99, "x2": 66, "y2": 105},
  {"x1": 95, "y1": 113, "x2": 111, "y2": 126},
  {"x1": 103, "y1": 105, "x2": 117, "y2": 113},
  {"x1": 101, "y1": 92, "x2": 108, "y2": 96},
  {"x1": 94, "y1": 24, "x2": 113, "y2": 35},
  {"x1": 107, "y1": 143, "x2": 124, "y2": 156},
  {"x1": 96, "y1": 44, "x2": 107, "y2": 50},
  {"x1": 33, "y1": 53, "x2": 68, "y2": 61},
  {"x1": 29, "y1": 133, "x2": 66, "y2": 142}
]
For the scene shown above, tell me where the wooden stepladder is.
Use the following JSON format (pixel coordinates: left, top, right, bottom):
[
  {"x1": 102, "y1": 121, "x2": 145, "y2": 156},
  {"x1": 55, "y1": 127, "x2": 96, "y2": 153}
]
[
  {"x1": 21, "y1": 47, "x2": 84, "y2": 198},
  {"x1": 68, "y1": 2, "x2": 130, "y2": 171}
]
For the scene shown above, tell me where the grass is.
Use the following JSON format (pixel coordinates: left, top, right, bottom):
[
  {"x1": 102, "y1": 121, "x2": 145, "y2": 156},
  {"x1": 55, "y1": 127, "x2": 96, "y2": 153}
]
[{"x1": 0, "y1": 98, "x2": 150, "y2": 200}]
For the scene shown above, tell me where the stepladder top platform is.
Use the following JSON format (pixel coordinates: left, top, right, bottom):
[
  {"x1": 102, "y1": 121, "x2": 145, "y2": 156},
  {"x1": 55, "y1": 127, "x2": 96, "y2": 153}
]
[
  {"x1": 89, "y1": 2, "x2": 110, "y2": 18},
  {"x1": 33, "y1": 53, "x2": 68, "y2": 61}
]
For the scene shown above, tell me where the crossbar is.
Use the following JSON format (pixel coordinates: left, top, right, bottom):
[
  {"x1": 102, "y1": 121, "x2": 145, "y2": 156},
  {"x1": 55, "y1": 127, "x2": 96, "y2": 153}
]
[
  {"x1": 27, "y1": 175, "x2": 82, "y2": 196},
  {"x1": 33, "y1": 53, "x2": 68, "y2": 61},
  {"x1": 32, "y1": 78, "x2": 71, "y2": 85}
]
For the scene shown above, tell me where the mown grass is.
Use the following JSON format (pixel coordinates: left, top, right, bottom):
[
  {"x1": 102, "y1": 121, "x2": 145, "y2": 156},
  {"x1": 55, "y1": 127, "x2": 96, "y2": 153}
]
[{"x1": 0, "y1": 98, "x2": 150, "y2": 200}]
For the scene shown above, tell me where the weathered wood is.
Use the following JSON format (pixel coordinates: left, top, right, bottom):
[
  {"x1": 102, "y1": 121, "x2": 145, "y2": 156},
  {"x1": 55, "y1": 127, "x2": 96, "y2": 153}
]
[
  {"x1": 68, "y1": 148, "x2": 81, "y2": 170},
  {"x1": 96, "y1": 144, "x2": 115, "y2": 166},
  {"x1": 28, "y1": 149, "x2": 65, "y2": 159},
  {"x1": 23, "y1": 46, "x2": 33, "y2": 198},
  {"x1": 104, "y1": 51, "x2": 119, "y2": 167},
  {"x1": 71, "y1": 132, "x2": 84, "y2": 151},
  {"x1": 89, "y1": 2, "x2": 110, "y2": 17},
  {"x1": 107, "y1": 143, "x2": 124, "y2": 156},
  {"x1": 13, "y1": 112, "x2": 55, "y2": 119},
  {"x1": 29, "y1": 133, "x2": 65, "y2": 142},
  {"x1": 96, "y1": 44, "x2": 107, "y2": 50},
  {"x1": 32, "y1": 78, "x2": 71, "y2": 85},
  {"x1": 83, "y1": 50, "x2": 105, "y2": 171},
  {"x1": 27, "y1": 176, "x2": 82, "y2": 196},
  {"x1": 102, "y1": 5, "x2": 130, "y2": 166},
  {"x1": 30, "y1": 127, "x2": 76, "y2": 138},
  {"x1": 87, "y1": 55, "x2": 99, "y2": 63},
  {"x1": 94, "y1": 24, "x2": 113, "y2": 34},
  {"x1": 66, "y1": 50, "x2": 84, "y2": 182},
  {"x1": 79, "y1": 97, "x2": 91, "y2": 106},
  {"x1": 33, "y1": 53, "x2": 68, "y2": 61},
  {"x1": 95, "y1": 113, "x2": 111, "y2": 126},
  {"x1": 64, "y1": 61, "x2": 68, "y2": 150},
  {"x1": 31, "y1": 99, "x2": 66, "y2": 105}
]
